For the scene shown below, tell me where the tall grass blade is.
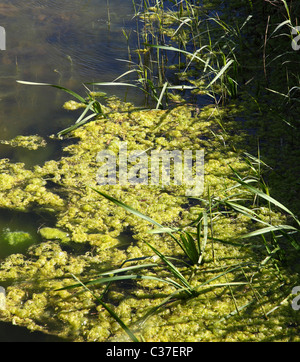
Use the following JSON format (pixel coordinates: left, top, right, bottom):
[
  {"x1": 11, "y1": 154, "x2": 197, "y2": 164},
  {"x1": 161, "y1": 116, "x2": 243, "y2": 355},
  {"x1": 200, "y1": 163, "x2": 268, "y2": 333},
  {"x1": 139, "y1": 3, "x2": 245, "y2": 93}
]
[
  {"x1": 233, "y1": 178, "x2": 300, "y2": 227},
  {"x1": 240, "y1": 224, "x2": 298, "y2": 239},
  {"x1": 206, "y1": 59, "x2": 235, "y2": 89},
  {"x1": 91, "y1": 188, "x2": 164, "y2": 228},
  {"x1": 86, "y1": 82, "x2": 138, "y2": 88},
  {"x1": 58, "y1": 273, "x2": 187, "y2": 294},
  {"x1": 198, "y1": 210, "x2": 208, "y2": 264},
  {"x1": 70, "y1": 273, "x2": 139, "y2": 342},
  {"x1": 144, "y1": 241, "x2": 194, "y2": 294},
  {"x1": 75, "y1": 100, "x2": 97, "y2": 124},
  {"x1": 156, "y1": 81, "x2": 168, "y2": 109},
  {"x1": 16, "y1": 80, "x2": 87, "y2": 103},
  {"x1": 57, "y1": 113, "x2": 97, "y2": 137}
]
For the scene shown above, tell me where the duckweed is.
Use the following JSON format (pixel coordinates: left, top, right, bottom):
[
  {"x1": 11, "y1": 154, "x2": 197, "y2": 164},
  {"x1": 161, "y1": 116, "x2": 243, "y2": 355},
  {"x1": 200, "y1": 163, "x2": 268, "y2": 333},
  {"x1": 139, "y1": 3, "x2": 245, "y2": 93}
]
[{"x1": 0, "y1": 97, "x2": 299, "y2": 342}]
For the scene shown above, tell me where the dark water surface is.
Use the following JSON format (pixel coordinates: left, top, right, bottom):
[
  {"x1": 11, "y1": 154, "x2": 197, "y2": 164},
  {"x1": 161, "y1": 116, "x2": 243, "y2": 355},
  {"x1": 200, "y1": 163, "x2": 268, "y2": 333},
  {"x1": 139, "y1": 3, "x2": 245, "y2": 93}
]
[{"x1": 0, "y1": 0, "x2": 138, "y2": 140}]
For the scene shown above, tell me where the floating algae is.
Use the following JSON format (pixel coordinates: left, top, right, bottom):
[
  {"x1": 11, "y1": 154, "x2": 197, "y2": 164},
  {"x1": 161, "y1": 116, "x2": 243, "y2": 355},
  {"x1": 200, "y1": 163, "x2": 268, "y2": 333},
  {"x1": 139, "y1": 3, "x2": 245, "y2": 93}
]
[
  {"x1": 0, "y1": 228, "x2": 37, "y2": 257},
  {"x1": 2, "y1": 229, "x2": 34, "y2": 247},
  {"x1": 39, "y1": 227, "x2": 70, "y2": 244},
  {"x1": 0, "y1": 135, "x2": 47, "y2": 150},
  {"x1": 0, "y1": 287, "x2": 5, "y2": 311},
  {"x1": 0, "y1": 97, "x2": 299, "y2": 341},
  {"x1": 0, "y1": 158, "x2": 65, "y2": 213}
]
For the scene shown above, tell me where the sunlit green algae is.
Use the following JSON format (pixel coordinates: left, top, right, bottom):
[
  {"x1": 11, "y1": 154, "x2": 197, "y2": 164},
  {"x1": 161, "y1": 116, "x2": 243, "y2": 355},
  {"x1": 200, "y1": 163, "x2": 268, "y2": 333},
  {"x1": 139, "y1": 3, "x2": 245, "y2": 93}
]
[{"x1": 0, "y1": 98, "x2": 299, "y2": 342}]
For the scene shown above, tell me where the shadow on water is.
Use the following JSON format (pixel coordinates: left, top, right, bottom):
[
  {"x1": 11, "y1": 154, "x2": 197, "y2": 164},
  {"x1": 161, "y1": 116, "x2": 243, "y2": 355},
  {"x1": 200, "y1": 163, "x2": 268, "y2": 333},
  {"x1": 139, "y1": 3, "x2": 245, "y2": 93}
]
[
  {"x1": 0, "y1": 321, "x2": 67, "y2": 342},
  {"x1": 0, "y1": 135, "x2": 78, "y2": 168}
]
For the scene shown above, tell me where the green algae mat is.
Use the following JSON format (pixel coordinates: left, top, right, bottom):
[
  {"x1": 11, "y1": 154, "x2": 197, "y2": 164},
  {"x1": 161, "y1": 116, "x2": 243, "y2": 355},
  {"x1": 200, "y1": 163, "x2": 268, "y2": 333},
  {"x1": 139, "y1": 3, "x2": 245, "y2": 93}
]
[{"x1": 0, "y1": 97, "x2": 299, "y2": 341}]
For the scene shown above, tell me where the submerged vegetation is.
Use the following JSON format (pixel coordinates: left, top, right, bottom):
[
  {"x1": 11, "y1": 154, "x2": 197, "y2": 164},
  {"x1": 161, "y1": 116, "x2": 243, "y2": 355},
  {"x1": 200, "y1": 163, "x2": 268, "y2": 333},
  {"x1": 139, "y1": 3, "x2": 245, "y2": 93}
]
[{"x1": 0, "y1": 0, "x2": 300, "y2": 341}]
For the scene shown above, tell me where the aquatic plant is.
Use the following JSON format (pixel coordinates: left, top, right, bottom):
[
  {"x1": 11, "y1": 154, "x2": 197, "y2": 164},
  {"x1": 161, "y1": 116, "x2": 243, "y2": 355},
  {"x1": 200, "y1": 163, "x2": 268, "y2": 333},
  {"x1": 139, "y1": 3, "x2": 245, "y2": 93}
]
[
  {"x1": 116, "y1": 0, "x2": 246, "y2": 107},
  {"x1": 91, "y1": 188, "x2": 205, "y2": 266},
  {"x1": 2, "y1": 229, "x2": 34, "y2": 248},
  {"x1": 0, "y1": 135, "x2": 47, "y2": 150},
  {"x1": 16, "y1": 81, "x2": 107, "y2": 137}
]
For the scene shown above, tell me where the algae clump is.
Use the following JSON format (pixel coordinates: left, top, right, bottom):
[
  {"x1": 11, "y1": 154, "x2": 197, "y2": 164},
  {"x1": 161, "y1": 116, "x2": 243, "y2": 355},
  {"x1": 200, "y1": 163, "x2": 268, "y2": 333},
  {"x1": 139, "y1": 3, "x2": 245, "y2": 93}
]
[
  {"x1": 2, "y1": 229, "x2": 33, "y2": 247},
  {"x1": 0, "y1": 135, "x2": 47, "y2": 150},
  {"x1": 39, "y1": 227, "x2": 70, "y2": 244}
]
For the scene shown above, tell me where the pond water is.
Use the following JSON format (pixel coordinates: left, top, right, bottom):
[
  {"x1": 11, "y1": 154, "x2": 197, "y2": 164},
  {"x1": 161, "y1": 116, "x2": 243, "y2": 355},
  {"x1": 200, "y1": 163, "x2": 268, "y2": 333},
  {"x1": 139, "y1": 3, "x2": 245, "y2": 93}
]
[
  {"x1": 0, "y1": 0, "x2": 139, "y2": 140},
  {"x1": 0, "y1": 0, "x2": 138, "y2": 341}
]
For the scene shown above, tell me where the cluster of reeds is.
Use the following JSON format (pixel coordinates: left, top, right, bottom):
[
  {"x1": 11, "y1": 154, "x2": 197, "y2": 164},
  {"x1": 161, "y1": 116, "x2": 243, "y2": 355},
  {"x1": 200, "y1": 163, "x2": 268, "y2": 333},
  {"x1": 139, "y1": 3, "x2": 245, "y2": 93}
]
[
  {"x1": 115, "y1": 0, "x2": 243, "y2": 107},
  {"x1": 261, "y1": 0, "x2": 300, "y2": 123}
]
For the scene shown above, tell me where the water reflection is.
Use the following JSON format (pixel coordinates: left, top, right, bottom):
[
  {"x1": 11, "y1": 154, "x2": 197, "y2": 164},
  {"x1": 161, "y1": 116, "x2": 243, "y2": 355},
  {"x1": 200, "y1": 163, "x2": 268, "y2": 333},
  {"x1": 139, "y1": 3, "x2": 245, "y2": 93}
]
[{"x1": 0, "y1": 0, "x2": 136, "y2": 142}]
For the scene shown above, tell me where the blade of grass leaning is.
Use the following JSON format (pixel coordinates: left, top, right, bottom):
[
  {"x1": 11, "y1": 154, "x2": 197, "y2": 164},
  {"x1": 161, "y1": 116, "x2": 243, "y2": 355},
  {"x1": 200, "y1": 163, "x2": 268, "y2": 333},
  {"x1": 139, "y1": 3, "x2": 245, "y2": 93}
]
[
  {"x1": 144, "y1": 241, "x2": 194, "y2": 294},
  {"x1": 91, "y1": 188, "x2": 163, "y2": 228},
  {"x1": 98, "y1": 262, "x2": 158, "y2": 277},
  {"x1": 234, "y1": 178, "x2": 300, "y2": 227},
  {"x1": 16, "y1": 80, "x2": 87, "y2": 103},
  {"x1": 75, "y1": 100, "x2": 98, "y2": 124},
  {"x1": 222, "y1": 200, "x2": 271, "y2": 226},
  {"x1": 193, "y1": 264, "x2": 248, "y2": 292},
  {"x1": 148, "y1": 227, "x2": 180, "y2": 234},
  {"x1": 57, "y1": 113, "x2": 97, "y2": 137},
  {"x1": 70, "y1": 273, "x2": 139, "y2": 342},
  {"x1": 91, "y1": 188, "x2": 193, "y2": 260},
  {"x1": 240, "y1": 224, "x2": 298, "y2": 239},
  {"x1": 86, "y1": 81, "x2": 138, "y2": 88},
  {"x1": 206, "y1": 59, "x2": 235, "y2": 89},
  {"x1": 144, "y1": 44, "x2": 214, "y2": 71},
  {"x1": 17, "y1": 80, "x2": 106, "y2": 137},
  {"x1": 156, "y1": 81, "x2": 168, "y2": 109},
  {"x1": 57, "y1": 273, "x2": 184, "y2": 291}
]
